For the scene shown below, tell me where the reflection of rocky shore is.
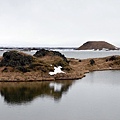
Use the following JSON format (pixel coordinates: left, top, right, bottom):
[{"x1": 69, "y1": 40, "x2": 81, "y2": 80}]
[{"x1": 0, "y1": 80, "x2": 74, "y2": 105}]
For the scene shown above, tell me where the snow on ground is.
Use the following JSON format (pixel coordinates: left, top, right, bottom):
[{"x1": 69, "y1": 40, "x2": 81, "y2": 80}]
[{"x1": 49, "y1": 66, "x2": 65, "y2": 75}]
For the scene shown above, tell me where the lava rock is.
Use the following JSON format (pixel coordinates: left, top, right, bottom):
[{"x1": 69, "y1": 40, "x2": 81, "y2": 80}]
[
  {"x1": 90, "y1": 59, "x2": 95, "y2": 66},
  {"x1": 0, "y1": 51, "x2": 33, "y2": 67},
  {"x1": 33, "y1": 49, "x2": 68, "y2": 63},
  {"x1": 109, "y1": 56, "x2": 117, "y2": 61},
  {"x1": 106, "y1": 56, "x2": 117, "y2": 62}
]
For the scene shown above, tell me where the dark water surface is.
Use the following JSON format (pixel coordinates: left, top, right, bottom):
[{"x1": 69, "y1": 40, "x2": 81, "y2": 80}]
[{"x1": 0, "y1": 50, "x2": 120, "y2": 120}]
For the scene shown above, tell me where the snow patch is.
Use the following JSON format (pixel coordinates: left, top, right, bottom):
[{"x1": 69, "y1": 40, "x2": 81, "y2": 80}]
[{"x1": 49, "y1": 66, "x2": 65, "y2": 75}]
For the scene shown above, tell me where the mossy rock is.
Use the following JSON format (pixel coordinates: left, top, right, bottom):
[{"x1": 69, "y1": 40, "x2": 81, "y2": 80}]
[
  {"x1": 109, "y1": 56, "x2": 117, "y2": 61},
  {"x1": 0, "y1": 51, "x2": 33, "y2": 67},
  {"x1": 16, "y1": 66, "x2": 30, "y2": 73},
  {"x1": 90, "y1": 59, "x2": 95, "y2": 66},
  {"x1": 0, "y1": 50, "x2": 70, "y2": 73},
  {"x1": 33, "y1": 49, "x2": 68, "y2": 63}
]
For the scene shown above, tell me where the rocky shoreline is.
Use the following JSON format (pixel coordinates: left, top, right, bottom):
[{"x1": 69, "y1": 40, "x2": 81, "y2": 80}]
[{"x1": 0, "y1": 50, "x2": 120, "y2": 82}]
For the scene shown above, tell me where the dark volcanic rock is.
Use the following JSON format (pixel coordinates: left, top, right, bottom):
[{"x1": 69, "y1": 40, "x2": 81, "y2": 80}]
[
  {"x1": 109, "y1": 56, "x2": 117, "y2": 61},
  {"x1": 90, "y1": 59, "x2": 95, "y2": 66},
  {"x1": 76, "y1": 41, "x2": 118, "y2": 50},
  {"x1": 33, "y1": 49, "x2": 68, "y2": 63},
  {"x1": 0, "y1": 51, "x2": 33, "y2": 67},
  {"x1": 106, "y1": 56, "x2": 118, "y2": 62}
]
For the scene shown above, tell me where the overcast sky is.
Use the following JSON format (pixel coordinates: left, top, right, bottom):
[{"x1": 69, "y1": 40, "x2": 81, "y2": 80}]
[{"x1": 0, "y1": 0, "x2": 120, "y2": 47}]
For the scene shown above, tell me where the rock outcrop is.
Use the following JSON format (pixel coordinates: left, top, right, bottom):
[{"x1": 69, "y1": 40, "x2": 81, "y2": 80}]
[
  {"x1": 33, "y1": 49, "x2": 68, "y2": 63},
  {"x1": 76, "y1": 41, "x2": 118, "y2": 50},
  {"x1": 0, "y1": 49, "x2": 120, "y2": 81},
  {"x1": 33, "y1": 49, "x2": 69, "y2": 69},
  {"x1": 0, "y1": 50, "x2": 69, "y2": 75},
  {"x1": 0, "y1": 51, "x2": 33, "y2": 67}
]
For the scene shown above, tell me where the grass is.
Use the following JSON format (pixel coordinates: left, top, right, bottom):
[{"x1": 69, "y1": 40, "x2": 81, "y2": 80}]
[{"x1": 0, "y1": 50, "x2": 120, "y2": 81}]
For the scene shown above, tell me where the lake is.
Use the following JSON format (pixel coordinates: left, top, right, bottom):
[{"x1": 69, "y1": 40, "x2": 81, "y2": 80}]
[{"x1": 0, "y1": 50, "x2": 120, "y2": 120}]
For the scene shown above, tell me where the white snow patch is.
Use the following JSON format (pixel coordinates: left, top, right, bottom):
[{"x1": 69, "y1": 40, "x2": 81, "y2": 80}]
[{"x1": 49, "y1": 66, "x2": 65, "y2": 75}]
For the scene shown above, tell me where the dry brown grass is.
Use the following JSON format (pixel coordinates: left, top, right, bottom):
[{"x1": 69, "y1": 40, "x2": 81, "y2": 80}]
[
  {"x1": 0, "y1": 55, "x2": 120, "y2": 81},
  {"x1": 67, "y1": 56, "x2": 120, "y2": 80}
]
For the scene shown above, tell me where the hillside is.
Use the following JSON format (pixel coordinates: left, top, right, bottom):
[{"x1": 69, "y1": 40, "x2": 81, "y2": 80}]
[
  {"x1": 76, "y1": 41, "x2": 118, "y2": 50},
  {"x1": 0, "y1": 49, "x2": 120, "y2": 81}
]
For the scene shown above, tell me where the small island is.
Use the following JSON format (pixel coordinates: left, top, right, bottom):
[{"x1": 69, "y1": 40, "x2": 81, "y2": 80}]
[
  {"x1": 76, "y1": 41, "x2": 119, "y2": 50},
  {"x1": 0, "y1": 49, "x2": 120, "y2": 81}
]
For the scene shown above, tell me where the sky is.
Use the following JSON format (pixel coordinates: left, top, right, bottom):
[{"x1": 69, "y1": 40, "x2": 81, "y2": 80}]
[{"x1": 0, "y1": 0, "x2": 120, "y2": 47}]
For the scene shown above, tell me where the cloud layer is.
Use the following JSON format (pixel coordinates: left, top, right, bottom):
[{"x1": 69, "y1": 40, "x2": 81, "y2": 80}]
[{"x1": 0, "y1": 0, "x2": 120, "y2": 47}]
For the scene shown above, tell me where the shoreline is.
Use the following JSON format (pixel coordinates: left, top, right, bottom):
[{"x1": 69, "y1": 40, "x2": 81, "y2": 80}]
[
  {"x1": 0, "y1": 55, "x2": 120, "y2": 82},
  {"x1": 0, "y1": 68, "x2": 119, "y2": 82}
]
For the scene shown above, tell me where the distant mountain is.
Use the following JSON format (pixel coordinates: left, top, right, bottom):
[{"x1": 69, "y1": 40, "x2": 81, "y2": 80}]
[{"x1": 76, "y1": 41, "x2": 119, "y2": 50}]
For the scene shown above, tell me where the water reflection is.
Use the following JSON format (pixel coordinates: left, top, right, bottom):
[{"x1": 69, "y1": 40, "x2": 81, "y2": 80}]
[{"x1": 0, "y1": 80, "x2": 74, "y2": 105}]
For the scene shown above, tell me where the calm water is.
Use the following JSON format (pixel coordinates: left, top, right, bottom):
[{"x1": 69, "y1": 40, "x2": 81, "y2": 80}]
[
  {"x1": 0, "y1": 50, "x2": 120, "y2": 120},
  {"x1": 60, "y1": 50, "x2": 120, "y2": 59}
]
